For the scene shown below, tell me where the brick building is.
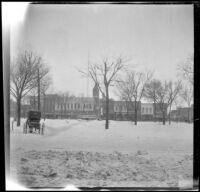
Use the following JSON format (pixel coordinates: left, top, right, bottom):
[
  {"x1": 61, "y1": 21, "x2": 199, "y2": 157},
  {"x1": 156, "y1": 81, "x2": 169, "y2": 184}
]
[
  {"x1": 27, "y1": 84, "x2": 168, "y2": 121},
  {"x1": 141, "y1": 103, "x2": 154, "y2": 121},
  {"x1": 170, "y1": 106, "x2": 193, "y2": 122}
]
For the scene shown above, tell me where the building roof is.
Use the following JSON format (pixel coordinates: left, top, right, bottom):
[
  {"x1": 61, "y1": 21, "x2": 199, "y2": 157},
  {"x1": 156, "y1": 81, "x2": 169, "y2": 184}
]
[
  {"x1": 65, "y1": 97, "x2": 94, "y2": 103},
  {"x1": 141, "y1": 103, "x2": 154, "y2": 106}
]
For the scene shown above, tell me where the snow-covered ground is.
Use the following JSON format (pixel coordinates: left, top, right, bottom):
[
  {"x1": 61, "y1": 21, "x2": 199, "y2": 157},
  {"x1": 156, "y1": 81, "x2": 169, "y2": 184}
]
[{"x1": 9, "y1": 118, "x2": 193, "y2": 188}]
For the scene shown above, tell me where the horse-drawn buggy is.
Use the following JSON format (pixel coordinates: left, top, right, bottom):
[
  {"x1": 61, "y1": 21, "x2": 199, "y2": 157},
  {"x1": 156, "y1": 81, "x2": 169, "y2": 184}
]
[{"x1": 23, "y1": 110, "x2": 45, "y2": 134}]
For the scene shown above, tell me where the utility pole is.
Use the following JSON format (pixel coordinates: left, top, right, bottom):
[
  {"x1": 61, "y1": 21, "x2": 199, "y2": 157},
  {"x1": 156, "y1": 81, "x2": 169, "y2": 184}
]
[{"x1": 38, "y1": 68, "x2": 40, "y2": 110}]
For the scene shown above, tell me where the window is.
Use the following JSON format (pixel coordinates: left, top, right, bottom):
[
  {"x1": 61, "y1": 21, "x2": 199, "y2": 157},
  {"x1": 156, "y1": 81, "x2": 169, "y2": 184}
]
[
  {"x1": 71, "y1": 103, "x2": 73, "y2": 109},
  {"x1": 142, "y1": 107, "x2": 144, "y2": 113},
  {"x1": 146, "y1": 108, "x2": 148, "y2": 113},
  {"x1": 150, "y1": 108, "x2": 152, "y2": 113}
]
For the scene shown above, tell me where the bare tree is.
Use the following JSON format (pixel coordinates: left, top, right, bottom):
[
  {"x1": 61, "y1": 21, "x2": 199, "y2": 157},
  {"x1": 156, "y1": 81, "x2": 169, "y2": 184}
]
[
  {"x1": 115, "y1": 79, "x2": 131, "y2": 118},
  {"x1": 117, "y1": 70, "x2": 153, "y2": 125},
  {"x1": 144, "y1": 79, "x2": 162, "y2": 121},
  {"x1": 10, "y1": 51, "x2": 50, "y2": 126},
  {"x1": 167, "y1": 80, "x2": 182, "y2": 124},
  {"x1": 40, "y1": 75, "x2": 52, "y2": 96},
  {"x1": 155, "y1": 81, "x2": 171, "y2": 125},
  {"x1": 180, "y1": 86, "x2": 193, "y2": 123},
  {"x1": 79, "y1": 55, "x2": 128, "y2": 129},
  {"x1": 29, "y1": 87, "x2": 38, "y2": 110},
  {"x1": 29, "y1": 75, "x2": 52, "y2": 110},
  {"x1": 145, "y1": 79, "x2": 182, "y2": 125}
]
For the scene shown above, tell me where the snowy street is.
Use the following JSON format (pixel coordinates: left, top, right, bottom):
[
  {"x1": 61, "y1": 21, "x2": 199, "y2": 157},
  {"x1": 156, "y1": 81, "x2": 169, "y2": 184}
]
[{"x1": 10, "y1": 119, "x2": 193, "y2": 188}]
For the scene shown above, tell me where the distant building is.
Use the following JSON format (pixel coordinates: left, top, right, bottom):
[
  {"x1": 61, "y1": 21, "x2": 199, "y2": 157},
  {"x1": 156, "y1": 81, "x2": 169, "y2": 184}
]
[
  {"x1": 42, "y1": 94, "x2": 57, "y2": 118},
  {"x1": 141, "y1": 103, "x2": 154, "y2": 121},
  {"x1": 154, "y1": 103, "x2": 168, "y2": 121},
  {"x1": 170, "y1": 106, "x2": 193, "y2": 122},
  {"x1": 28, "y1": 83, "x2": 101, "y2": 119},
  {"x1": 112, "y1": 100, "x2": 141, "y2": 121},
  {"x1": 10, "y1": 97, "x2": 31, "y2": 118},
  {"x1": 101, "y1": 98, "x2": 116, "y2": 119},
  {"x1": 170, "y1": 109, "x2": 178, "y2": 121},
  {"x1": 26, "y1": 84, "x2": 170, "y2": 122},
  {"x1": 55, "y1": 96, "x2": 95, "y2": 118}
]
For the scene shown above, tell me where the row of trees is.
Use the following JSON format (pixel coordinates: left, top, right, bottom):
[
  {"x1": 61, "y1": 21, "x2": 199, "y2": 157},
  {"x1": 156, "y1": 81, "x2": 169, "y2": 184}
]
[
  {"x1": 10, "y1": 51, "x2": 52, "y2": 126},
  {"x1": 80, "y1": 55, "x2": 193, "y2": 129},
  {"x1": 10, "y1": 51, "x2": 193, "y2": 129},
  {"x1": 116, "y1": 70, "x2": 153, "y2": 125},
  {"x1": 115, "y1": 72, "x2": 184, "y2": 125}
]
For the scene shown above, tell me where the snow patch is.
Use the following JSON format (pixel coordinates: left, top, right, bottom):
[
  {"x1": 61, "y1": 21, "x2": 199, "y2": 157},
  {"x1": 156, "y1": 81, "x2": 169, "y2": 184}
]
[{"x1": 10, "y1": 119, "x2": 193, "y2": 188}]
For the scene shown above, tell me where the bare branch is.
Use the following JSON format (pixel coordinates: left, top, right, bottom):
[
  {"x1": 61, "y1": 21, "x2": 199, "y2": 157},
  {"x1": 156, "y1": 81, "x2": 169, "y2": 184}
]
[{"x1": 10, "y1": 50, "x2": 51, "y2": 125}]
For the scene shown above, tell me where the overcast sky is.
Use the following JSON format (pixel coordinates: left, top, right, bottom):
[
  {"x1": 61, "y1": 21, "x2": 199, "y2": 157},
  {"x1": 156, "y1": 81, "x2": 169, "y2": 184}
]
[{"x1": 11, "y1": 4, "x2": 193, "y2": 99}]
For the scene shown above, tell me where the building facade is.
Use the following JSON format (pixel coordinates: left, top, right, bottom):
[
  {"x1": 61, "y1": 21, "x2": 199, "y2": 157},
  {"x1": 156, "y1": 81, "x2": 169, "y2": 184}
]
[
  {"x1": 141, "y1": 103, "x2": 154, "y2": 121},
  {"x1": 112, "y1": 101, "x2": 141, "y2": 121},
  {"x1": 26, "y1": 84, "x2": 170, "y2": 121},
  {"x1": 170, "y1": 106, "x2": 193, "y2": 122}
]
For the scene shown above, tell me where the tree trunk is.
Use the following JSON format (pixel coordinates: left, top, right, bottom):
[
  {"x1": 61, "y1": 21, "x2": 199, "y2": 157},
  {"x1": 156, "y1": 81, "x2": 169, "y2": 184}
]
[
  {"x1": 17, "y1": 97, "x2": 21, "y2": 126},
  {"x1": 153, "y1": 101, "x2": 156, "y2": 122},
  {"x1": 126, "y1": 101, "x2": 129, "y2": 120},
  {"x1": 105, "y1": 86, "x2": 109, "y2": 129},
  {"x1": 65, "y1": 104, "x2": 66, "y2": 119},
  {"x1": 134, "y1": 101, "x2": 137, "y2": 125},
  {"x1": 162, "y1": 111, "x2": 165, "y2": 125},
  {"x1": 169, "y1": 104, "x2": 171, "y2": 125},
  {"x1": 43, "y1": 94, "x2": 46, "y2": 119}
]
